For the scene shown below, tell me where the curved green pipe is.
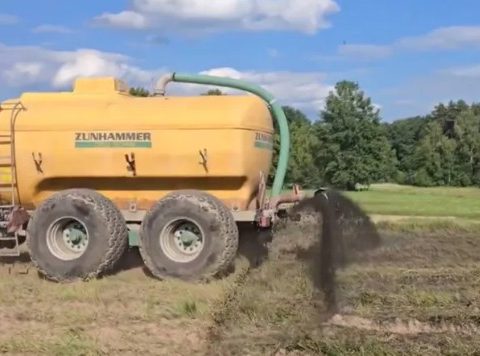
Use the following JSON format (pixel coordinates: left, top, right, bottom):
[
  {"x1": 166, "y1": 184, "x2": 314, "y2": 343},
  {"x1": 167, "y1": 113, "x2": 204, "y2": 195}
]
[{"x1": 171, "y1": 73, "x2": 290, "y2": 198}]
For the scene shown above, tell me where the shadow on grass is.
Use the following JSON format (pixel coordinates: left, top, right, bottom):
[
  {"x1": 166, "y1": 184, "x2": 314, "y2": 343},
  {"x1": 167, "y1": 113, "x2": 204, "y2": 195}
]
[
  {"x1": 0, "y1": 234, "x2": 269, "y2": 281},
  {"x1": 107, "y1": 247, "x2": 147, "y2": 276},
  {"x1": 0, "y1": 252, "x2": 31, "y2": 264},
  {"x1": 237, "y1": 222, "x2": 271, "y2": 269},
  {"x1": 110, "y1": 227, "x2": 273, "y2": 280}
]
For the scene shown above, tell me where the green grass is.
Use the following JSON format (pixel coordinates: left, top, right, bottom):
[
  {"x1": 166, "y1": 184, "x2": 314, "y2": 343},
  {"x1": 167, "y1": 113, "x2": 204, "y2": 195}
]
[
  {"x1": 344, "y1": 183, "x2": 480, "y2": 219},
  {"x1": 277, "y1": 183, "x2": 480, "y2": 219},
  {"x1": 0, "y1": 331, "x2": 100, "y2": 356}
]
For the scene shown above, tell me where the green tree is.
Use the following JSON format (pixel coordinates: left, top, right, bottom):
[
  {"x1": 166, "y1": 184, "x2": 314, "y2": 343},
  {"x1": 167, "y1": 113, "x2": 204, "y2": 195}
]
[
  {"x1": 451, "y1": 109, "x2": 480, "y2": 186},
  {"x1": 407, "y1": 102, "x2": 480, "y2": 187},
  {"x1": 385, "y1": 116, "x2": 428, "y2": 183},
  {"x1": 201, "y1": 89, "x2": 225, "y2": 96},
  {"x1": 283, "y1": 107, "x2": 321, "y2": 188},
  {"x1": 315, "y1": 81, "x2": 395, "y2": 190},
  {"x1": 412, "y1": 121, "x2": 456, "y2": 186},
  {"x1": 430, "y1": 100, "x2": 469, "y2": 137},
  {"x1": 268, "y1": 106, "x2": 321, "y2": 189},
  {"x1": 129, "y1": 87, "x2": 150, "y2": 97},
  {"x1": 471, "y1": 102, "x2": 480, "y2": 116}
]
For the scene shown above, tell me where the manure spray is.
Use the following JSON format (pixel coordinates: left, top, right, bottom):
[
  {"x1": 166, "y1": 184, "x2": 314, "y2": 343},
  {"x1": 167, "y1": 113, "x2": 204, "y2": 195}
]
[{"x1": 287, "y1": 190, "x2": 382, "y2": 312}]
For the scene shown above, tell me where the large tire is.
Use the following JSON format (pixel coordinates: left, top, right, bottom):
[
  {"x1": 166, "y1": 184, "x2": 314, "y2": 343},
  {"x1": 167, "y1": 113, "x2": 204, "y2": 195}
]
[
  {"x1": 139, "y1": 190, "x2": 239, "y2": 281},
  {"x1": 27, "y1": 189, "x2": 128, "y2": 282}
]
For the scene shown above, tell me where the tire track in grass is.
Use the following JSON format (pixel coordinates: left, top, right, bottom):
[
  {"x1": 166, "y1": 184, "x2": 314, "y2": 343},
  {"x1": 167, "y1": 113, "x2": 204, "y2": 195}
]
[{"x1": 206, "y1": 256, "x2": 251, "y2": 355}]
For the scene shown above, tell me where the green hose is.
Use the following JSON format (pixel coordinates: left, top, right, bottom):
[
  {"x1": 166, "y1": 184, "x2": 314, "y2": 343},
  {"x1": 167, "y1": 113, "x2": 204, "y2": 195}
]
[{"x1": 171, "y1": 73, "x2": 290, "y2": 198}]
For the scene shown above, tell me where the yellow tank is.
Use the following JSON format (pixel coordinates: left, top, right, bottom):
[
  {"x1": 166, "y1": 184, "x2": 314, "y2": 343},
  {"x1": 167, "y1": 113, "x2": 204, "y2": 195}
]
[{"x1": 0, "y1": 77, "x2": 274, "y2": 212}]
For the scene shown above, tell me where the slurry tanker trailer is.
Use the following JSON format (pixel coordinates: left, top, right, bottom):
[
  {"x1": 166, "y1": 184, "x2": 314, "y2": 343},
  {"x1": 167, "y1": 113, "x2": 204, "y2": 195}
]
[{"x1": 0, "y1": 73, "x2": 304, "y2": 282}]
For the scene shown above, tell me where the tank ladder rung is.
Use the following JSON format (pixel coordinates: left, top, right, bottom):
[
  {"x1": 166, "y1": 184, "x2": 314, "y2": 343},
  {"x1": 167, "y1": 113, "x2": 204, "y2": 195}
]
[
  {"x1": 0, "y1": 102, "x2": 23, "y2": 208},
  {"x1": 0, "y1": 135, "x2": 12, "y2": 145},
  {"x1": 0, "y1": 102, "x2": 23, "y2": 258},
  {"x1": 0, "y1": 233, "x2": 21, "y2": 257},
  {"x1": 0, "y1": 189, "x2": 16, "y2": 194},
  {"x1": 0, "y1": 155, "x2": 12, "y2": 167},
  {"x1": 0, "y1": 102, "x2": 25, "y2": 110}
]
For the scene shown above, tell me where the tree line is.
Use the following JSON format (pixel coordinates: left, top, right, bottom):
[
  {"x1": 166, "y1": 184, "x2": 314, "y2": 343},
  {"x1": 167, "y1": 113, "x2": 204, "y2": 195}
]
[{"x1": 129, "y1": 83, "x2": 480, "y2": 190}]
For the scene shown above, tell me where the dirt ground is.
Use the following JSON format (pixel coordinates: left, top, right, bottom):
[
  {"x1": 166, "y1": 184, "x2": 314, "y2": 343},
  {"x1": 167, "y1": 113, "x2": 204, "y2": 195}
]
[{"x1": 1, "y1": 213, "x2": 479, "y2": 355}]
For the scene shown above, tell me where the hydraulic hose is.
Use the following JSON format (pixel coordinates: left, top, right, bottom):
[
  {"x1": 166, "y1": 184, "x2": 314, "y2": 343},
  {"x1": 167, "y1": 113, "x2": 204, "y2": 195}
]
[{"x1": 155, "y1": 72, "x2": 290, "y2": 198}]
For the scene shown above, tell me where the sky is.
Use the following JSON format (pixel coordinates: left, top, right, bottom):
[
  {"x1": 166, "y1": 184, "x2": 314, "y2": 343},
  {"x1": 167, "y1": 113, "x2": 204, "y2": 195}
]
[{"x1": 1, "y1": 0, "x2": 480, "y2": 121}]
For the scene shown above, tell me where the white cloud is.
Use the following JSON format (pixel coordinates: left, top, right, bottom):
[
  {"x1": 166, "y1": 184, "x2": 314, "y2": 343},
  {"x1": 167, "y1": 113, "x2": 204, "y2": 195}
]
[
  {"x1": 337, "y1": 26, "x2": 480, "y2": 61},
  {"x1": 398, "y1": 26, "x2": 480, "y2": 50},
  {"x1": 0, "y1": 13, "x2": 18, "y2": 25},
  {"x1": 199, "y1": 67, "x2": 333, "y2": 111},
  {"x1": 32, "y1": 24, "x2": 74, "y2": 34},
  {"x1": 93, "y1": 0, "x2": 339, "y2": 34},
  {"x1": 53, "y1": 51, "x2": 128, "y2": 87},
  {"x1": 4, "y1": 62, "x2": 44, "y2": 86},
  {"x1": 0, "y1": 43, "x2": 331, "y2": 114},
  {"x1": 0, "y1": 43, "x2": 159, "y2": 90},
  {"x1": 338, "y1": 44, "x2": 392, "y2": 60},
  {"x1": 94, "y1": 11, "x2": 148, "y2": 30},
  {"x1": 443, "y1": 63, "x2": 480, "y2": 77}
]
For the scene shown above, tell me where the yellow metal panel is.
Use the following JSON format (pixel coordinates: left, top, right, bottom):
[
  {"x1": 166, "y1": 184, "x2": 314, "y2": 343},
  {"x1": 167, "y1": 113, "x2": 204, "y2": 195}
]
[
  {"x1": 0, "y1": 167, "x2": 11, "y2": 184},
  {"x1": 0, "y1": 77, "x2": 273, "y2": 211},
  {"x1": 73, "y1": 77, "x2": 129, "y2": 94}
]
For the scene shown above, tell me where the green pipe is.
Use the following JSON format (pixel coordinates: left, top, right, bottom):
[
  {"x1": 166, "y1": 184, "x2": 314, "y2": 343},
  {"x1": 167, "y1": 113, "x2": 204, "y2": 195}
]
[{"x1": 169, "y1": 73, "x2": 290, "y2": 198}]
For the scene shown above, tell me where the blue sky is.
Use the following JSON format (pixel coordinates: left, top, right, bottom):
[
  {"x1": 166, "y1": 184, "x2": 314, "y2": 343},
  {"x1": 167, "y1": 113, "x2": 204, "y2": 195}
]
[{"x1": 1, "y1": 0, "x2": 480, "y2": 121}]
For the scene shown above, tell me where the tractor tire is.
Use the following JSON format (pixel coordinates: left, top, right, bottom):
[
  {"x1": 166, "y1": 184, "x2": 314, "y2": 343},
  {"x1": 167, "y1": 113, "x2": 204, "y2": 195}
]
[
  {"x1": 139, "y1": 190, "x2": 239, "y2": 281},
  {"x1": 27, "y1": 189, "x2": 128, "y2": 282}
]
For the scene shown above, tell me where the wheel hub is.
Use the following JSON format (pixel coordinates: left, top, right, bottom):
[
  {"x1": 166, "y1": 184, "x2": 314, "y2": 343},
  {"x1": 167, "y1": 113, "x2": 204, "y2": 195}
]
[
  {"x1": 47, "y1": 217, "x2": 89, "y2": 261},
  {"x1": 160, "y1": 219, "x2": 204, "y2": 263},
  {"x1": 62, "y1": 222, "x2": 88, "y2": 252}
]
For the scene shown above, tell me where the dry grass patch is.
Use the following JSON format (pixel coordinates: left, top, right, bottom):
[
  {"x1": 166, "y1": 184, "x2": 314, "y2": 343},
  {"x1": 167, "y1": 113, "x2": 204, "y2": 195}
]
[{"x1": 0, "y1": 248, "x2": 244, "y2": 355}]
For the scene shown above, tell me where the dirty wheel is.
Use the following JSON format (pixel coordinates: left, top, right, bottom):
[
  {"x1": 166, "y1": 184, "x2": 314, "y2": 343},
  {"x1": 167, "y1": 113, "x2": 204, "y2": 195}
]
[
  {"x1": 27, "y1": 189, "x2": 128, "y2": 282},
  {"x1": 139, "y1": 190, "x2": 239, "y2": 281}
]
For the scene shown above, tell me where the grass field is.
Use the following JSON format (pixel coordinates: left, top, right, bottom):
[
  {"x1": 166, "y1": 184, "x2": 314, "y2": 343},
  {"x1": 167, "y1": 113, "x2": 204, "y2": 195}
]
[
  {"x1": 344, "y1": 183, "x2": 480, "y2": 220},
  {"x1": 0, "y1": 185, "x2": 479, "y2": 355}
]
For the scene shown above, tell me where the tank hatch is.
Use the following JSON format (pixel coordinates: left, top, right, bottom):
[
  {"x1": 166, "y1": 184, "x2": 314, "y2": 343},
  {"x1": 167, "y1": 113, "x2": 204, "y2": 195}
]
[{"x1": 73, "y1": 77, "x2": 129, "y2": 94}]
